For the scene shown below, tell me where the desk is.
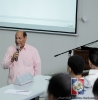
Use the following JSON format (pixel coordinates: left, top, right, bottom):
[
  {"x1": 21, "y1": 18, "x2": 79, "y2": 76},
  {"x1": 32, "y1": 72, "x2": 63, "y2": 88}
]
[{"x1": 0, "y1": 75, "x2": 51, "y2": 100}]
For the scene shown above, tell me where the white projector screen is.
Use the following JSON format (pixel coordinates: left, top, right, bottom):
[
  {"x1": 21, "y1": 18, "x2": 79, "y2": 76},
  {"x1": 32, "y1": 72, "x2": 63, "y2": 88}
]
[{"x1": 0, "y1": 0, "x2": 78, "y2": 35}]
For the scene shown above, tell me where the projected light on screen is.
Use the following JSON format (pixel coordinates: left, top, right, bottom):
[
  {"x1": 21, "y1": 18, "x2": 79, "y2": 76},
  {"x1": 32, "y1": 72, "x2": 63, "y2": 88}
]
[{"x1": 0, "y1": 0, "x2": 78, "y2": 35}]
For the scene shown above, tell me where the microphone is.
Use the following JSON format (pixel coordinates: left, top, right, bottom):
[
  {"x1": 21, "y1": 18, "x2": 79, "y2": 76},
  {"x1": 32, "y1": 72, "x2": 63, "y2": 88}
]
[
  {"x1": 15, "y1": 46, "x2": 20, "y2": 61},
  {"x1": 54, "y1": 40, "x2": 98, "y2": 57}
]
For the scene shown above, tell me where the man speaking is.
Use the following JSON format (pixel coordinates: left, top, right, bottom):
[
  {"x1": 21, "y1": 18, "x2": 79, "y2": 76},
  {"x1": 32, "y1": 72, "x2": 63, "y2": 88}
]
[{"x1": 2, "y1": 30, "x2": 41, "y2": 84}]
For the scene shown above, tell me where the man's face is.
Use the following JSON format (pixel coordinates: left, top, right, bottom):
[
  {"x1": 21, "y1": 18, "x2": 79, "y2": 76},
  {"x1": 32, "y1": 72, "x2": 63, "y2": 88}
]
[{"x1": 15, "y1": 31, "x2": 27, "y2": 48}]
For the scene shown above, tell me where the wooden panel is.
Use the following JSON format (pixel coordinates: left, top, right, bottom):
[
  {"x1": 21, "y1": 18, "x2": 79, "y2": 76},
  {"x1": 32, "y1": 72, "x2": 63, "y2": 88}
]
[{"x1": 73, "y1": 49, "x2": 90, "y2": 70}]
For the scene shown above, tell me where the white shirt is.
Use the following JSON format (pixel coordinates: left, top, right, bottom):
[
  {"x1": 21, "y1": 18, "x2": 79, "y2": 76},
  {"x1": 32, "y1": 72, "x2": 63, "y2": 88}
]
[{"x1": 84, "y1": 69, "x2": 98, "y2": 87}]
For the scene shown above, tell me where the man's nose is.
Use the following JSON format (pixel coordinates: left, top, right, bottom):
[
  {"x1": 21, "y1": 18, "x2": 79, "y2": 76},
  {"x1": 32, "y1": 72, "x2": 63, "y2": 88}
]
[{"x1": 16, "y1": 39, "x2": 20, "y2": 43}]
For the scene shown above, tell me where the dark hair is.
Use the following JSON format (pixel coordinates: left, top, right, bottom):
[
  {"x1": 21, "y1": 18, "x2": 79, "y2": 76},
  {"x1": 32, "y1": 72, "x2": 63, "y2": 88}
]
[
  {"x1": 48, "y1": 73, "x2": 73, "y2": 100},
  {"x1": 89, "y1": 48, "x2": 98, "y2": 67},
  {"x1": 93, "y1": 78, "x2": 98, "y2": 97},
  {"x1": 68, "y1": 55, "x2": 85, "y2": 75},
  {"x1": 23, "y1": 31, "x2": 27, "y2": 38}
]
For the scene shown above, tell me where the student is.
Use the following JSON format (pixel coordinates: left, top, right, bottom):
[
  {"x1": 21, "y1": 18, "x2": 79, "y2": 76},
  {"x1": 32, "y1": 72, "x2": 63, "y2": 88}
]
[
  {"x1": 93, "y1": 78, "x2": 98, "y2": 99},
  {"x1": 68, "y1": 55, "x2": 85, "y2": 79},
  {"x1": 47, "y1": 73, "x2": 75, "y2": 100},
  {"x1": 84, "y1": 48, "x2": 98, "y2": 87},
  {"x1": 68, "y1": 55, "x2": 91, "y2": 88}
]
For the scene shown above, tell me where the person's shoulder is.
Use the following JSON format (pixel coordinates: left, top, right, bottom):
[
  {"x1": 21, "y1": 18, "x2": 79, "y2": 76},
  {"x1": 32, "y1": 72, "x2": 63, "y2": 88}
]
[
  {"x1": 89, "y1": 69, "x2": 98, "y2": 75},
  {"x1": 7, "y1": 45, "x2": 15, "y2": 51},
  {"x1": 26, "y1": 44, "x2": 38, "y2": 51},
  {"x1": 84, "y1": 77, "x2": 92, "y2": 88}
]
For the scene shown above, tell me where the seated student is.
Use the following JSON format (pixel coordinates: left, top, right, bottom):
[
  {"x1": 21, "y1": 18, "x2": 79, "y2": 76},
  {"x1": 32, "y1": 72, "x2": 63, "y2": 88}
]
[
  {"x1": 93, "y1": 78, "x2": 98, "y2": 99},
  {"x1": 47, "y1": 73, "x2": 75, "y2": 100},
  {"x1": 84, "y1": 48, "x2": 98, "y2": 87},
  {"x1": 68, "y1": 55, "x2": 91, "y2": 87},
  {"x1": 68, "y1": 55, "x2": 85, "y2": 79}
]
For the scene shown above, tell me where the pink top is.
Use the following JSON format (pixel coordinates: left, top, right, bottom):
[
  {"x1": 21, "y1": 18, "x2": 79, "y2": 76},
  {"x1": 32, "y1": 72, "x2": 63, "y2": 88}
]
[{"x1": 2, "y1": 44, "x2": 41, "y2": 84}]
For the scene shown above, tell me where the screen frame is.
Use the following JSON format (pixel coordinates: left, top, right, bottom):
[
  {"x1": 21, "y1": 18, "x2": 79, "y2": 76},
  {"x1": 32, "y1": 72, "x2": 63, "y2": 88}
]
[{"x1": 0, "y1": 0, "x2": 78, "y2": 35}]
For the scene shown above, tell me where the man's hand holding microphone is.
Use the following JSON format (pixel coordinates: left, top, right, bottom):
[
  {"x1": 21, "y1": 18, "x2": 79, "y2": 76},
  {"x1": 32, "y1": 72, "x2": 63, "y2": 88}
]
[{"x1": 11, "y1": 46, "x2": 20, "y2": 62}]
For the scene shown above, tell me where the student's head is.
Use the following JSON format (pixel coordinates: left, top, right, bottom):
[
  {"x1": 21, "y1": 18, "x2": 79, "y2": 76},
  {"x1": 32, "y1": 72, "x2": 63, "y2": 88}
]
[
  {"x1": 93, "y1": 78, "x2": 98, "y2": 99},
  {"x1": 68, "y1": 55, "x2": 85, "y2": 77},
  {"x1": 15, "y1": 30, "x2": 27, "y2": 50},
  {"x1": 47, "y1": 73, "x2": 73, "y2": 100},
  {"x1": 88, "y1": 48, "x2": 98, "y2": 69}
]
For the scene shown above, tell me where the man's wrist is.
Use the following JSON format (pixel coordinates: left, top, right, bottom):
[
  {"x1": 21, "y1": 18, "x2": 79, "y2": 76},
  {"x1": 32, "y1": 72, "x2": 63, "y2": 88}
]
[{"x1": 11, "y1": 57, "x2": 14, "y2": 62}]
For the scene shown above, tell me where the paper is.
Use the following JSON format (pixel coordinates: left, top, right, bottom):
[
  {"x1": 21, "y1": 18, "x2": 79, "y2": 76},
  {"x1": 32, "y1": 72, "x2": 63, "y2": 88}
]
[
  {"x1": 4, "y1": 89, "x2": 32, "y2": 95},
  {"x1": 43, "y1": 76, "x2": 51, "y2": 80}
]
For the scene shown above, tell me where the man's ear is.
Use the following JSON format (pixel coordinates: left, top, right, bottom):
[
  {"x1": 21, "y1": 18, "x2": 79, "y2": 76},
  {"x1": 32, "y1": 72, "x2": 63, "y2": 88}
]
[
  {"x1": 68, "y1": 66, "x2": 72, "y2": 73},
  {"x1": 88, "y1": 59, "x2": 93, "y2": 68},
  {"x1": 25, "y1": 36, "x2": 27, "y2": 40}
]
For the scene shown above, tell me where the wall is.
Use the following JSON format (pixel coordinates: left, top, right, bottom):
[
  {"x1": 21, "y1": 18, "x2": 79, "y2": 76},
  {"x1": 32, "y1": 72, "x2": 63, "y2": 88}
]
[{"x1": 0, "y1": 0, "x2": 98, "y2": 87}]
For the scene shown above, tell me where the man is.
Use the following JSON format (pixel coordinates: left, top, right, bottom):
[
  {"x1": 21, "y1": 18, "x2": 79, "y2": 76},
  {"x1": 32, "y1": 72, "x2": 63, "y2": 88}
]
[
  {"x1": 68, "y1": 55, "x2": 84, "y2": 79},
  {"x1": 84, "y1": 48, "x2": 98, "y2": 87},
  {"x1": 68, "y1": 55, "x2": 91, "y2": 88},
  {"x1": 2, "y1": 30, "x2": 41, "y2": 84},
  {"x1": 47, "y1": 73, "x2": 75, "y2": 100}
]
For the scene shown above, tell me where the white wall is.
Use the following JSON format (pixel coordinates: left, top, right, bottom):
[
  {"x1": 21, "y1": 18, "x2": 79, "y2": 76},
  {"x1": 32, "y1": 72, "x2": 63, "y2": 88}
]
[{"x1": 0, "y1": 0, "x2": 98, "y2": 87}]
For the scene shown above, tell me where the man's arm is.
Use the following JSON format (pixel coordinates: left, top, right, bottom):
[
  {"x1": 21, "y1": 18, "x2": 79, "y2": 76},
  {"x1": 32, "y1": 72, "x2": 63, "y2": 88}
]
[
  {"x1": 33, "y1": 49, "x2": 41, "y2": 75},
  {"x1": 34, "y1": 63, "x2": 41, "y2": 75},
  {"x1": 1, "y1": 47, "x2": 14, "y2": 69}
]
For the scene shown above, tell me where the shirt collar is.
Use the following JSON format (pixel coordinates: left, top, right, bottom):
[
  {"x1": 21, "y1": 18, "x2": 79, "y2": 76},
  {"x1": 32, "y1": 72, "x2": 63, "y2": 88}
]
[
  {"x1": 23, "y1": 44, "x2": 27, "y2": 50},
  {"x1": 15, "y1": 44, "x2": 27, "y2": 50}
]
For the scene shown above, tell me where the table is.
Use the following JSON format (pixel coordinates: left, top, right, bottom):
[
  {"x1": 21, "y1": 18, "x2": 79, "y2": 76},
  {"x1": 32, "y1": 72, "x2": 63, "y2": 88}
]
[{"x1": 0, "y1": 75, "x2": 51, "y2": 100}]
